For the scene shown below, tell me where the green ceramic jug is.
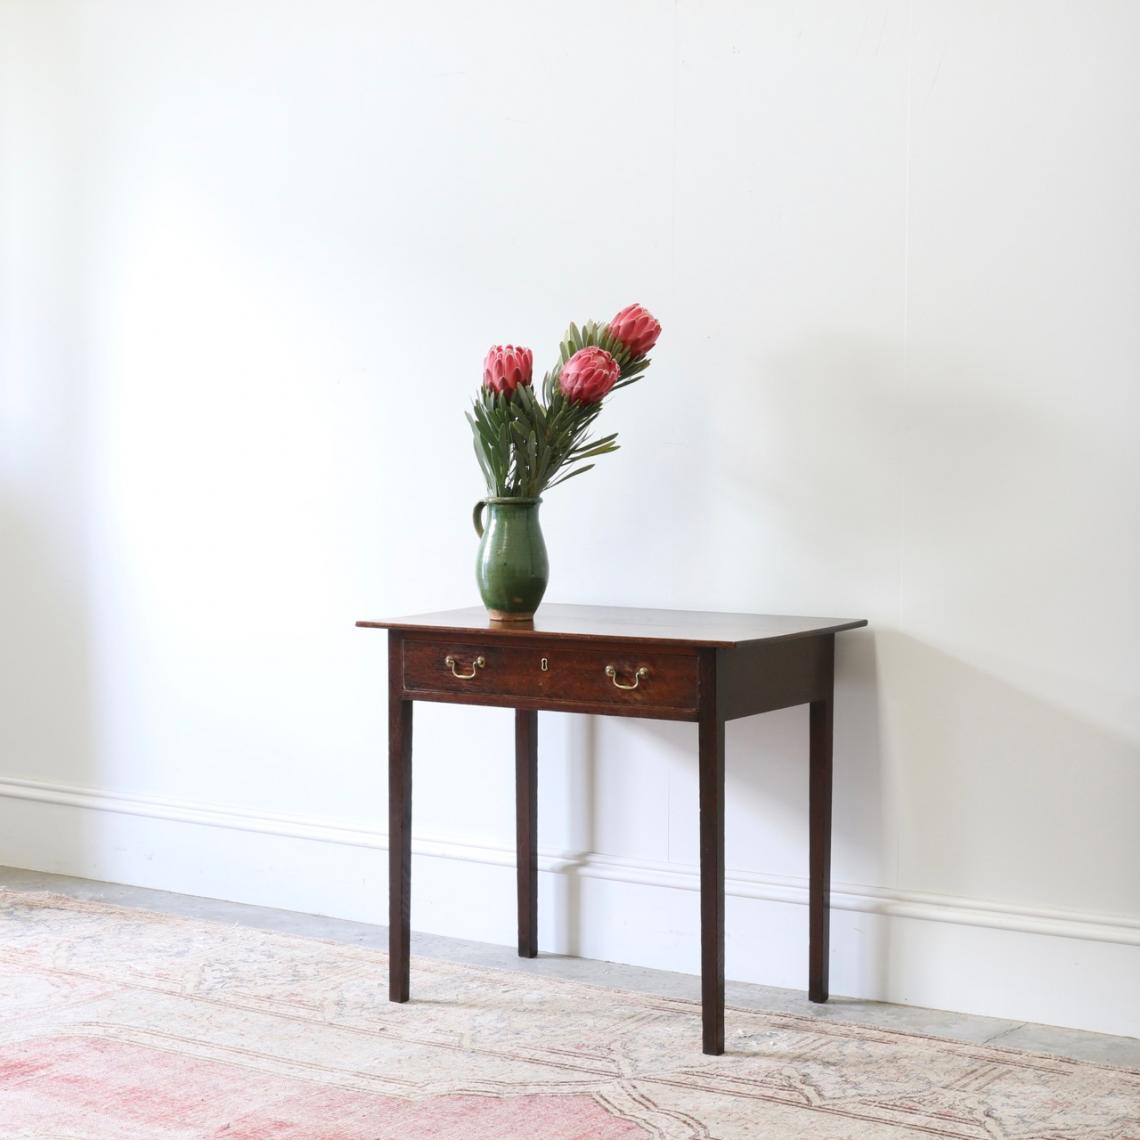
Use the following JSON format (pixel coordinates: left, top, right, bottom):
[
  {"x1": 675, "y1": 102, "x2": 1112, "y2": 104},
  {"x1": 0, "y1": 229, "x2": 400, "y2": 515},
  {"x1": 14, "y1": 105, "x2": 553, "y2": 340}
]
[{"x1": 472, "y1": 497, "x2": 549, "y2": 621}]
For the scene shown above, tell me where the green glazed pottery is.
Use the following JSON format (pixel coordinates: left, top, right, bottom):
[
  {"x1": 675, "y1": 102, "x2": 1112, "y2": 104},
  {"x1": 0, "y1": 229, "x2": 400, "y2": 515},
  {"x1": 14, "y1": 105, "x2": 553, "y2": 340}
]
[{"x1": 472, "y1": 497, "x2": 549, "y2": 621}]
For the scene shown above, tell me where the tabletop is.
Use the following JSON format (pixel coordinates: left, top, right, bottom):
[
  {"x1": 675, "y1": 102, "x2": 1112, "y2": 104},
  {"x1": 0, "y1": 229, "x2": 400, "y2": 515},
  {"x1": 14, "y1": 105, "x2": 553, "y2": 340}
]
[{"x1": 356, "y1": 603, "x2": 867, "y2": 649}]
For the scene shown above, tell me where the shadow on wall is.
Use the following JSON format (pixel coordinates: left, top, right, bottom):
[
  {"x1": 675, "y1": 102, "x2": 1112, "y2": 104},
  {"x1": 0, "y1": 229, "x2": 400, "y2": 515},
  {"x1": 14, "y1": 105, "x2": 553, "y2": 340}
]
[
  {"x1": 552, "y1": 714, "x2": 598, "y2": 959},
  {"x1": 548, "y1": 623, "x2": 1138, "y2": 997},
  {"x1": 0, "y1": 5, "x2": 97, "y2": 882},
  {"x1": 874, "y1": 629, "x2": 1140, "y2": 919},
  {"x1": 547, "y1": 627, "x2": 886, "y2": 977},
  {"x1": 0, "y1": 490, "x2": 98, "y2": 873},
  {"x1": 531, "y1": 326, "x2": 1138, "y2": 975}
]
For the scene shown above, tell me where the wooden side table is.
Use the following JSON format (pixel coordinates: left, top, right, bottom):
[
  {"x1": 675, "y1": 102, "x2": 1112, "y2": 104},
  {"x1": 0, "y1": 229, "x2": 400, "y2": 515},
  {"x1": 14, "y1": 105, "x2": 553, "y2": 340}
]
[{"x1": 357, "y1": 604, "x2": 867, "y2": 1055}]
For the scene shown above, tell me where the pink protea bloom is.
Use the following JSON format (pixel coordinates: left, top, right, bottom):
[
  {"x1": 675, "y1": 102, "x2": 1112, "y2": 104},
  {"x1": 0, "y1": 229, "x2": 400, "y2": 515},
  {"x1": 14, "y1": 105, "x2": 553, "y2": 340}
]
[
  {"x1": 483, "y1": 345, "x2": 533, "y2": 395},
  {"x1": 559, "y1": 346, "x2": 620, "y2": 403},
  {"x1": 608, "y1": 303, "x2": 661, "y2": 358}
]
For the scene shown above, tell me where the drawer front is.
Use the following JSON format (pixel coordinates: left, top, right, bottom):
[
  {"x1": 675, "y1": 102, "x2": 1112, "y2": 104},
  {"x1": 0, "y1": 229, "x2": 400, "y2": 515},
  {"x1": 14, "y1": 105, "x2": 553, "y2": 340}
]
[{"x1": 401, "y1": 637, "x2": 699, "y2": 715}]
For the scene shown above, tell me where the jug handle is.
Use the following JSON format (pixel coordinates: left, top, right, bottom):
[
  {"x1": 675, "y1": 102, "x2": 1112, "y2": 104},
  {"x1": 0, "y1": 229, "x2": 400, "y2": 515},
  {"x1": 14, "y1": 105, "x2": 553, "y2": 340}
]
[{"x1": 472, "y1": 500, "x2": 486, "y2": 538}]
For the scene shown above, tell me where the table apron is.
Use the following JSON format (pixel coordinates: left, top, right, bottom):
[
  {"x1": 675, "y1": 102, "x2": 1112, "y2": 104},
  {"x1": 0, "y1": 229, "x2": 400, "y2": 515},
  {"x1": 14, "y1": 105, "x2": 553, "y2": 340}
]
[
  {"x1": 393, "y1": 686, "x2": 701, "y2": 721},
  {"x1": 716, "y1": 637, "x2": 836, "y2": 720}
]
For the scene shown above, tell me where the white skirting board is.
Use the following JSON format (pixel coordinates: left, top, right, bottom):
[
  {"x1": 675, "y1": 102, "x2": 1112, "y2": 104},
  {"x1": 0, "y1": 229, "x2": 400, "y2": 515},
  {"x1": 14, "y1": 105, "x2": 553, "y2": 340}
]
[{"x1": 0, "y1": 774, "x2": 1136, "y2": 1039}]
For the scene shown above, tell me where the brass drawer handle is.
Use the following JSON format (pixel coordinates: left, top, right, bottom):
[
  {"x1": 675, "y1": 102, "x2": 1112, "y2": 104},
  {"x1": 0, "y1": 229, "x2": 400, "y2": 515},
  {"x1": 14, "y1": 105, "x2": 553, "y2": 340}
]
[
  {"x1": 605, "y1": 664, "x2": 649, "y2": 690},
  {"x1": 445, "y1": 654, "x2": 485, "y2": 679}
]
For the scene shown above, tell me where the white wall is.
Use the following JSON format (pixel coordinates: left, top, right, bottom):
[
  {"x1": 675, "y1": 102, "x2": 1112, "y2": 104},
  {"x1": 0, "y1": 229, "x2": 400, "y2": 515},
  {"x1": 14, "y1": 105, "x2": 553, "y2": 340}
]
[{"x1": 2, "y1": 0, "x2": 1138, "y2": 1037}]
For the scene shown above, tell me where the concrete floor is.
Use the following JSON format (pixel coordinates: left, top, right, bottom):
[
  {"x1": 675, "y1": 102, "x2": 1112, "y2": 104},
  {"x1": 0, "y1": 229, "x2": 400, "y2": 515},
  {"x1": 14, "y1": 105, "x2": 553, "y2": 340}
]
[{"x1": 2, "y1": 866, "x2": 1137, "y2": 1069}]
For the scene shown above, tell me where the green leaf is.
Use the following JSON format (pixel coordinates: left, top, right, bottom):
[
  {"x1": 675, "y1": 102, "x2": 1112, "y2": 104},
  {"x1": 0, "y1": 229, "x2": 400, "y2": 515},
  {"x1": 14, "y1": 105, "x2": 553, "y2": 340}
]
[
  {"x1": 545, "y1": 463, "x2": 595, "y2": 489},
  {"x1": 571, "y1": 430, "x2": 618, "y2": 453},
  {"x1": 570, "y1": 441, "x2": 620, "y2": 460},
  {"x1": 471, "y1": 438, "x2": 493, "y2": 490}
]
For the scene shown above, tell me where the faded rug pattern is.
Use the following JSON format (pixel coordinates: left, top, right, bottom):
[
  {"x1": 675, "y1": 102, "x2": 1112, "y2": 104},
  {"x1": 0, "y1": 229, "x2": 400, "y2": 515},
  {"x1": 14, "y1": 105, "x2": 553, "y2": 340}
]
[{"x1": 0, "y1": 891, "x2": 1136, "y2": 1139}]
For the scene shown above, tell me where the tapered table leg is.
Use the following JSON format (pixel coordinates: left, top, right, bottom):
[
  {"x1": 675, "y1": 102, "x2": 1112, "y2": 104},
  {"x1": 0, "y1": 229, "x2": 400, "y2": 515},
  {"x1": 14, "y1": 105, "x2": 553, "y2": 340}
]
[
  {"x1": 699, "y1": 653, "x2": 725, "y2": 1055},
  {"x1": 389, "y1": 634, "x2": 413, "y2": 1003},
  {"x1": 516, "y1": 709, "x2": 538, "y2": 958},
  {"x1": 808, "y1": 692, "x2": 833, "y2": 1003}
]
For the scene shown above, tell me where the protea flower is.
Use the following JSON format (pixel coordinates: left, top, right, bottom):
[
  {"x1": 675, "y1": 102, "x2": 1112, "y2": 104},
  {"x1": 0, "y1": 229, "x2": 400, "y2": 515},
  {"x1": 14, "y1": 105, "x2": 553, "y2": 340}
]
[
  {"x1": 559, "y1": 346, "x2": 620, "y2": 403},
  {"x1": 483, "y1": 345, "x2": 533, "y2": 395},
  {"x1": 608, "y1": 303, "x2": 661, "y2": 358}
]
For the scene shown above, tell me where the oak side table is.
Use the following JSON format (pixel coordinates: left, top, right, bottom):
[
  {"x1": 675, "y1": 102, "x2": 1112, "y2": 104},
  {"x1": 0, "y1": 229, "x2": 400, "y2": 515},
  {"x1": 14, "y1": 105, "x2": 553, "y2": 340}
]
[{"x1": 357, "y1": 603, "x2": 867, "y2": 1055}]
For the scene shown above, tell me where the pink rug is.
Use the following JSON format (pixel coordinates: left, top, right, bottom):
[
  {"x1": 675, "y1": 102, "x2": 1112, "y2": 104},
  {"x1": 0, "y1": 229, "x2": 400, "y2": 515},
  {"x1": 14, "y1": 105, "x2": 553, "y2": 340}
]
[{"x1": 0, "y1": 890, "x2": 1136, "y2": 1138}]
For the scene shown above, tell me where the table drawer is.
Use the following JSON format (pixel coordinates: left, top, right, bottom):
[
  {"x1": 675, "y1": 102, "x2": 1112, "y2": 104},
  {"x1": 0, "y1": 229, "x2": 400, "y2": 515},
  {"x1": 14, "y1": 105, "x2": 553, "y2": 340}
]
[{"x1": 401, "y1": 637, "x2": 700, "y2": 715}]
